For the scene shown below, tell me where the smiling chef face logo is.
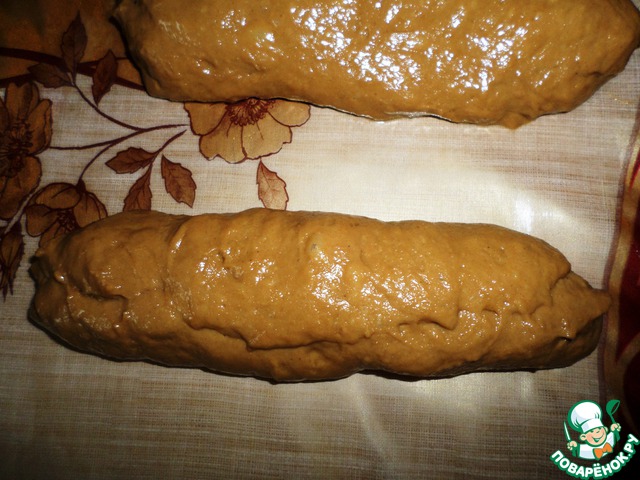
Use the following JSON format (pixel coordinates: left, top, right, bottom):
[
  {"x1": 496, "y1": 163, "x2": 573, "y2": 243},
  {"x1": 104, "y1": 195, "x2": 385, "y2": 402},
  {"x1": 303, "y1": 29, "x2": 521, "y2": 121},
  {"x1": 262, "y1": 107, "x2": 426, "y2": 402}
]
[
  {"x1": 549, "y1": 399, "x2": 639, "y2": 479},
  {"x1": 566, "y1": 400, "x2": 621, "y2": 461}
]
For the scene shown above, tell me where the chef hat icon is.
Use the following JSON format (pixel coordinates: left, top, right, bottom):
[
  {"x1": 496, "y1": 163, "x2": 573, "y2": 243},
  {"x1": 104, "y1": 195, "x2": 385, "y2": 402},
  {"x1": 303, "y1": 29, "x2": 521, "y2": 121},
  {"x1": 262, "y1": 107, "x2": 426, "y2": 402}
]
[{"x1": 568, "y1": 401, "x2": 605, "y2": 434}]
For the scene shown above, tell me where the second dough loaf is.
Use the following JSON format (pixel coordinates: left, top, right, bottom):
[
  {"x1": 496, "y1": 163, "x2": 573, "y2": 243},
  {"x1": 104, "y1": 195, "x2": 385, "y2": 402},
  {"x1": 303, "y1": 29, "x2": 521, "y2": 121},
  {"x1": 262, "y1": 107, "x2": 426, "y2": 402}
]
[{"x1": 29, "y1": 209, "x2": 609, "y2": 381}]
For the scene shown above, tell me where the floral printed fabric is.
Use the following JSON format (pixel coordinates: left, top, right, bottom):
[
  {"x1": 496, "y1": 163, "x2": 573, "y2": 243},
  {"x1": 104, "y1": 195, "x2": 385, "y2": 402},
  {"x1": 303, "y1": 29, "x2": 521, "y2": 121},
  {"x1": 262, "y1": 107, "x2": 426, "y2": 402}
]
[{"x1": 0, "y1": 10, "x2": 311, "y2": 294}]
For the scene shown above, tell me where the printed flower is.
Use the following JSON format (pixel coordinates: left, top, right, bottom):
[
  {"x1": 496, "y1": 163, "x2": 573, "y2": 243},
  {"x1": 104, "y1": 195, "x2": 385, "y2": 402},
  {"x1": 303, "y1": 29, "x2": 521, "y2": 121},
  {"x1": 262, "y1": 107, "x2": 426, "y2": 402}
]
[
  {"x1": 0, "y1": 82, "x2": 52, "y2": 220},
  {"x1": 25, "y1": 181, "x2": 107, "y2": 246},
  {"x1": 185, "y1": 99, "x2": 310, "y2": 163}
]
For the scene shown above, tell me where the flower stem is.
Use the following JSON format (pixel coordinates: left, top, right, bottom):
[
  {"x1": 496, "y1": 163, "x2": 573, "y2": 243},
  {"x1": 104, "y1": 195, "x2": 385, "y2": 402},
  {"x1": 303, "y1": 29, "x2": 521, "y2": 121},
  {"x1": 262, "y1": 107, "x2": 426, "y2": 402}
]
[
  {"x1": 159, "y1": 129, "x2": 187, "y2": 152},
  {"x1": 49, "y1": 123, "x2": 188, "y2": 151},
  {"x1": 72, "y1": 83, "x2": 144, "y2": 132}
]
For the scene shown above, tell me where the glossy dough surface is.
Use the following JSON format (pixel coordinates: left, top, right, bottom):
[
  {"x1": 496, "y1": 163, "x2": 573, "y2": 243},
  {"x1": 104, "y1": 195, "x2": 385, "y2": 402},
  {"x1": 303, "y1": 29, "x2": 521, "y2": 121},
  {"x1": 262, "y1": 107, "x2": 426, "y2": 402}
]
[
  {"x1": 114, "y1": 0, "x2": 640, "y2": 127},
  {"x1": 30, "y1": 209, "x2": 610, "y2": 381}
]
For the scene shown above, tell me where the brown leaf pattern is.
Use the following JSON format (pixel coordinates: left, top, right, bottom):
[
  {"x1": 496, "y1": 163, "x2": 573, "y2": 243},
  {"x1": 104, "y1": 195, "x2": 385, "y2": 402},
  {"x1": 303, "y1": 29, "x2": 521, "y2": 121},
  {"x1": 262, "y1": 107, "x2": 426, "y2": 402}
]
[
  {"x1": 27, "y1": 63, "x2": 72, "y2": 89},
  {"x1": 161, "y1": 155, "x2": 196, "y2": 207},
  {"x1": 61, "y1": 13, "x2": 87, "y2": 80},
  {"x1": 123, "y1": 168, "x2": 153, "y2": 211},
  {"x1": 257, "y1": 161, "x2": 289, "y2": 210},
  {"x1": 92, "y1": 50, "x2": 118, "y2": 105},
  {"x1": 106, "y1": 147, "x2": 156, "y2": 174}
]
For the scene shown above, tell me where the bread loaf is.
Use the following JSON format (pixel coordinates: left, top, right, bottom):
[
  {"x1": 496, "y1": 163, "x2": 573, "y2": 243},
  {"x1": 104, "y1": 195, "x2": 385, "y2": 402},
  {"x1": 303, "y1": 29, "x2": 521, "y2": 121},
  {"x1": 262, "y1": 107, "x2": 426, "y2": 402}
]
[
  {"x1": 114, "y1": 0, "x2": 640, "y2": 127},
  {"x1": 29, "y1": 209, "x2": 609, "y2": 381}
]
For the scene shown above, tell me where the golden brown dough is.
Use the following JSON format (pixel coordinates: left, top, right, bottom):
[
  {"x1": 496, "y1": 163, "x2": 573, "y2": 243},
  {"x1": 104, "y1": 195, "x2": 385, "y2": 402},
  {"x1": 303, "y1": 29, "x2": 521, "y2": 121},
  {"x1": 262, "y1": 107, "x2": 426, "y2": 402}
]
[
  {"x1": 113, "y1": 0, "x2": 640, "y2": 127},
  {"x1": 29, "y1": 209, "x2": 609, "y2": 381}
]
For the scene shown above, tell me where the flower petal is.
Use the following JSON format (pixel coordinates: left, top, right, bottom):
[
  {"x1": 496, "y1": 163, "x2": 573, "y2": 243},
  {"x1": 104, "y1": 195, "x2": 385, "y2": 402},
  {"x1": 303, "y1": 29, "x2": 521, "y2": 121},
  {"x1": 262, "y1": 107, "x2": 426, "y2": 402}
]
[
  {"x1": 5, "y1": 83, "x2": 37, "y2": 122},
  {"x1": 25, "y1": 203, "x2": 58, "y2": 237},
  {"x1": 242, "y1": 114, "x2": 292, "y2": 159},
  {"x1": 184, "y1": 102, "x2": 227, "y2": 135},
  {"x1": 0, "y1": 155, "x2": 42, "y2": 220},
  {"x1": 199, "y1": 116, "x2": 246, "y2": 163},
  {"x1": 30, "y1": 182, "x2": 81, "y2": 210},
  {"x1": 39, "y1": 220, "x2": 70, "y2": 247},
  {"x1": 268, "y1": 100, "x2": 311, "y2": 127},
  {"x1": 74, "y1": 191, "x2": 108, "y2": 228},
  {"x1": 27, "y1": 99, "x2": 53, "y2": 154}
]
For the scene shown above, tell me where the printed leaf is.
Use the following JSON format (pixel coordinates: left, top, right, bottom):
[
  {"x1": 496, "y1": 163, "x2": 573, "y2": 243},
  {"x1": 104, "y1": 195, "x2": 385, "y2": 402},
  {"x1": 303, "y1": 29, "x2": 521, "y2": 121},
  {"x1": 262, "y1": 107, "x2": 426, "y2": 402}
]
[
  {"x1": 106, "y1": 147, "x2": 156, "y2": 174},
  {"x1": 161, "y1": 155, "x2": 196, "y2": 207},
  {"x1": 123, "y1": 168, "x2": 152, "y2": 211},
  {"x1": 28, "y1": 63, "x2": 72, "y2": 88},
  {"x1": 256, "y1": 161, "x2": 288, "y2": 210},
  {"x1": 0, "y1": 222, "x2": 25, "y2": 299},
  {"x1": 92, "y1": 50, "x2": 118, "y2": 105},
  {"x1": 61, "y1": 13, "x2": 87, "y2": 79}
]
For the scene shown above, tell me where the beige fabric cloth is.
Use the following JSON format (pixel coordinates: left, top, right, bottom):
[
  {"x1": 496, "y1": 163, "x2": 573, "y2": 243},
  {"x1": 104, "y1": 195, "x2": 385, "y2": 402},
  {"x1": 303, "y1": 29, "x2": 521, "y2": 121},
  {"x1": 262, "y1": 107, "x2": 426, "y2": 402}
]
[{"x1": 1, "y1": 1, "x2": 639, "y2": 478}]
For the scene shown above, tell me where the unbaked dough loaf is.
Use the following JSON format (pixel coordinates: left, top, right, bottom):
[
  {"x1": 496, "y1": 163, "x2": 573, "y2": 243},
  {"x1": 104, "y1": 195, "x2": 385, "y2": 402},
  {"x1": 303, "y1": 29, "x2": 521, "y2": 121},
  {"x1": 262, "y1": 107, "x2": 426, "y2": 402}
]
[
  {"x1": 114, "y1": 0, "x2": 640, "y2": 127},
  {"x1": 29, "y1": 209, "x2": 609, "y2": 381}
]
